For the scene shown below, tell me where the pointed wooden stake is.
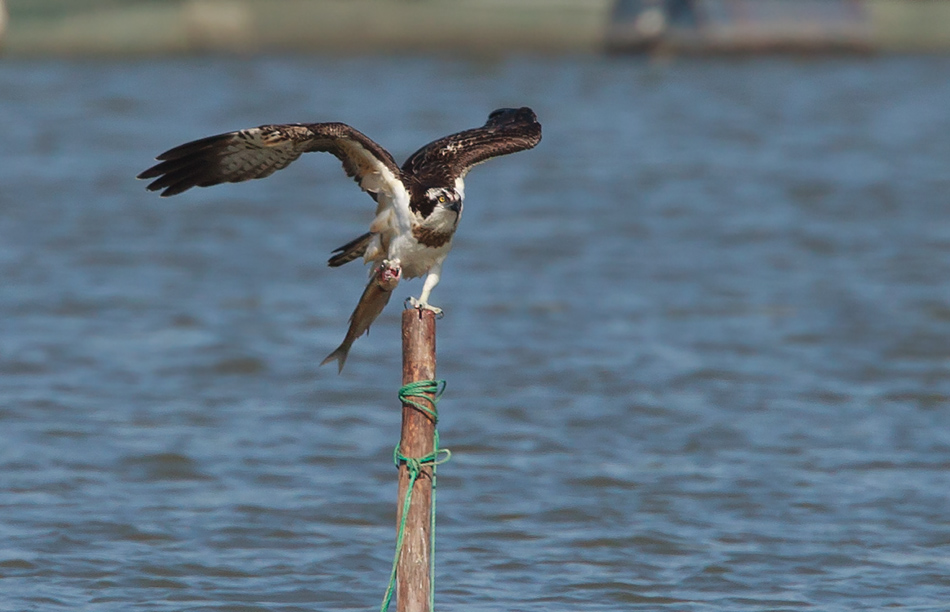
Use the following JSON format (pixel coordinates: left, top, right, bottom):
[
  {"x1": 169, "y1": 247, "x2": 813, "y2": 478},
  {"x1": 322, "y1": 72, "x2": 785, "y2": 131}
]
[{"x1": 396, "y1": 308, "x2": 437, "y2": 612}]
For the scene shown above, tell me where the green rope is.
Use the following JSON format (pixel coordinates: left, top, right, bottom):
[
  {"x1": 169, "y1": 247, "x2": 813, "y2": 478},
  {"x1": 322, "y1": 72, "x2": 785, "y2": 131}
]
[
  {"x1": 381, "y1": 380, "x2": 451, "y2": 612},
  {"x1": 396, "y1": 379, "x2": 446, "y2": 422}
]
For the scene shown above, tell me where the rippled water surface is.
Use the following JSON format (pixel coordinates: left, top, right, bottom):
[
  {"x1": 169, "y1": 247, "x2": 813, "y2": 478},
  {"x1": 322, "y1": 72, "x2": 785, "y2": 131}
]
[{"x1": 2, "y1": 55, "x2": 950, "y2": 611}]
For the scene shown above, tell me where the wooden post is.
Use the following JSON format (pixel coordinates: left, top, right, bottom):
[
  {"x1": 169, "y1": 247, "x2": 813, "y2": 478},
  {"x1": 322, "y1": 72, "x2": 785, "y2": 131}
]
[{"x1": 396, "y1": 308, "x2": 437, "y2": 612}]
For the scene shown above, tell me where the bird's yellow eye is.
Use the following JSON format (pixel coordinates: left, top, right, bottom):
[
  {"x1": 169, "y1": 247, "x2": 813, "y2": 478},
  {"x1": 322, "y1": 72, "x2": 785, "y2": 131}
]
[{"x1": 438, "y1": 195, "x2": 447, "y2": 203}]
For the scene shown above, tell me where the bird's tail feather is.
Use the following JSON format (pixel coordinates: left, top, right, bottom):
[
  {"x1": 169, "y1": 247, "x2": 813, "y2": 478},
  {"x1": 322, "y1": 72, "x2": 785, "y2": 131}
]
[{"x1": 328, "y1": 232, "x2": 374, "y2": 267}]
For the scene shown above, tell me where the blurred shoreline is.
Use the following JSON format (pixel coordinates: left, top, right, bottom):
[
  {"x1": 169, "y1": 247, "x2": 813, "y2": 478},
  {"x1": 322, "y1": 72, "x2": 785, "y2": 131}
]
[
  {"x1": 2, "y1": 0, "x2": 950, "y2": 57},
  {"x1": 0, "y1": 0, "x2": 611, "y2": 56}
]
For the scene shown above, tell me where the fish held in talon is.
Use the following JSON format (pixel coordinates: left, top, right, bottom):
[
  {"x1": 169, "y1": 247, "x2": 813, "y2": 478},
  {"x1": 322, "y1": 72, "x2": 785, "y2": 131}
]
[
  {"x1": 320, "y1": 260, "x2": 402, "y2": 374},
  {"x1": 139, "y1": 108, "x2": 541, "y2": 370}
]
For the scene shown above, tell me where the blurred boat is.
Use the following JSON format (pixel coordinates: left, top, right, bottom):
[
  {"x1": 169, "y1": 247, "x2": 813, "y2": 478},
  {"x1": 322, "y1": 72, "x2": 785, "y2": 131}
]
[{"x1": 607, "y1": 0, "x2": 873, "y2": 54}]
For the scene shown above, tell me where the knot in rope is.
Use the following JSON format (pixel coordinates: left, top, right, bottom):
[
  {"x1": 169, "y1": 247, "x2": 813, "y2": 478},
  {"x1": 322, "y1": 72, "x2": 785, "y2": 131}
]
[{"x1": 392, "y1": 438, "x2": 452, "y2": 474}]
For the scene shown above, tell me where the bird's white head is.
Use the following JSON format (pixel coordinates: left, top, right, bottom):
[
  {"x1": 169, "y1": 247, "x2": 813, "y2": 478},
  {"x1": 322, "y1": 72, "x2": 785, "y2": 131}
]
[
  {"x1": 425, "y1": 187, "x2": 462, "y2": 212},
  {"x1": 423, "y1": 186, "x2": 463, "y2": 229}
]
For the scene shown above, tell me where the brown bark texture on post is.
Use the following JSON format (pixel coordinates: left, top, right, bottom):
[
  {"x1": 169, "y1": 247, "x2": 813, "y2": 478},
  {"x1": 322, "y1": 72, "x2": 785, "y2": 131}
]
[{"x1": 396, "y1": 307, "x2": 437, "y2": 612}]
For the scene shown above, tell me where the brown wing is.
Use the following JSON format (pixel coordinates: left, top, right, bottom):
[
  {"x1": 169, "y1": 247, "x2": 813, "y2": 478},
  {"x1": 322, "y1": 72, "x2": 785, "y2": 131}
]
[
  {"x1": 138, "y1": 123, "x2": 405, "y2": 198},
  {"x1": 400, "y1": 107, "x2": 542, "y2": 184}
]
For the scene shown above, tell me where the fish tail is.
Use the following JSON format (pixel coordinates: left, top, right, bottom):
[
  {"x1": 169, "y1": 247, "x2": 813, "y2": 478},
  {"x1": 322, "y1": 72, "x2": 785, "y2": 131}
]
[{"x1": 320, "y1": 343, "x2": 350, "y2": 374}]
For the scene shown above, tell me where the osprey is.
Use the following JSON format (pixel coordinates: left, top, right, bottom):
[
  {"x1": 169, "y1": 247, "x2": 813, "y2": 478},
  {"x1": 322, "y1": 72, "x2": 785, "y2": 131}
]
[{"x1": 138, "y1": 107, "x2": 542, "y2": 371}]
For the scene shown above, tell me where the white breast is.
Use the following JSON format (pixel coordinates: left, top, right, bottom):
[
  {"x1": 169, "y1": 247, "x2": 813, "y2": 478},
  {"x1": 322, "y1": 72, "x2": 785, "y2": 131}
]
[{"x1": 389, "y1": 233, "x2": 452, "y2": 279}]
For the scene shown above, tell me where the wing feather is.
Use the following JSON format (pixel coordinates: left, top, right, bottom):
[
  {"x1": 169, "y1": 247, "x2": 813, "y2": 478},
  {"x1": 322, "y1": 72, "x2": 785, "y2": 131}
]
[
  {"x1": 401, "y1": 107, "x2": 542, "y2": 184},
  {"x1": 138, "y1": 123, "x2": 406, "y2": 203}
]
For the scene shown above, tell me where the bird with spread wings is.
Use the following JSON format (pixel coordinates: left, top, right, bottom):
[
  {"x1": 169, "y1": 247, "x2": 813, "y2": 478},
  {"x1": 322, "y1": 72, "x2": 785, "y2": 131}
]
[{"x1": 138, "y1": 107, "x2": 542, "y2": 371}]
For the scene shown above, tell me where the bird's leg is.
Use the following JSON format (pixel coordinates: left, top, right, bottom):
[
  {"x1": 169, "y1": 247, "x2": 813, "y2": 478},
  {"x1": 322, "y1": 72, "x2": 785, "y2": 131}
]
[{"x1": 407, "y1": 263, "x2": 443, "y2": 315}]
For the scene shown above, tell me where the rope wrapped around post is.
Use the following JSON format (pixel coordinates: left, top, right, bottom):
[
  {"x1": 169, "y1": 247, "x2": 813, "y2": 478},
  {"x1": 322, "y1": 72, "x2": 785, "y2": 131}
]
[{"x1": 381, "y1": 380, "x2": 451, "y2": 612}]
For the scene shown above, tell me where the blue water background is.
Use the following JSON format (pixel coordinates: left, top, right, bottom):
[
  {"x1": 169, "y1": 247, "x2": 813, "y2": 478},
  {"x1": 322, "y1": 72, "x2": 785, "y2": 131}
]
[{"x1": 1, "y1": 55, "x2": 950, "y2": 611}]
